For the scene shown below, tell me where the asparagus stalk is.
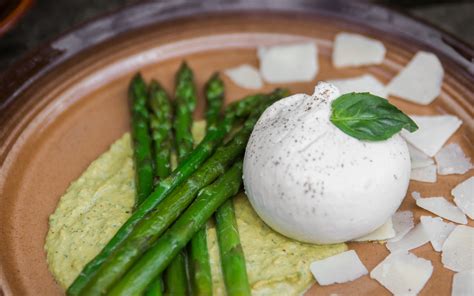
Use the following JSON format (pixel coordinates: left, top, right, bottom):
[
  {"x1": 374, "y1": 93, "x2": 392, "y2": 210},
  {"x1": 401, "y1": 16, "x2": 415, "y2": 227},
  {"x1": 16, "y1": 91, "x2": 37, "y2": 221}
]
[
  {"x1": 130, "y1": 74, "x2": 155, "y2": 206},
  {"x1": 204, "y1": 73, "x2": 225, "y2": 132},
  {"x1": 108, "y1": 161, "x2": 244, "y2": 296},
  {"x1": 187, "y1": 225, "x2": 212, "y2": 296},
  {"x1": 187, "y1": 73, "x2": 225, "y2": 296},
  {"x1": 162, "y1": 62, "x2": 198, "y2": 295},
  {"x1": 144, "y1": 81, "x2": 174, "y2": 295},
  {"x1": 163, "y1": 251, "x2": 189, "y2": 295},
  {"x1": 148, "y1": 81, "x2": 173, "y2": 181},
  {"x1": 174, "y1": 62, "x2": 197, "y2": 160},
  {"x1": 144, "y1": 277, "x2": 163, "y2": 296},
  {"x1": 66, "y1": 89, "x2": 288, "y2": 296},
  {"x1": 215, "y1": 199, "x2": 251, "y2": 296}
]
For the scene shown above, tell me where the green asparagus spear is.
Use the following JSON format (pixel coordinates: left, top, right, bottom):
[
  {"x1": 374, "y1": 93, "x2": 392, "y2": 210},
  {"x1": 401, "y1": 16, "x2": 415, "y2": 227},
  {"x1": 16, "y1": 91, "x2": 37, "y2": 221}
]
[
  {"x1": 174, "y1": 62, "x2": 197, "y2": 160},
  {"x1": 163, "y1": 251, "x2": 189, "y2": 296},
  {"x1": 67, "y1": 89, "x2": 288, "y2": 296},
  {"x1": 204, "y1": 73, "x2": 225, "y2": 132},
  {"x1": 144, "y1": 277, "x2": 164, "y2": 296},
  {"x1": 146, "y1": 81, "x2": 174, "y2": 295},
  {"x1": 163, "y1": 63, "x2": 198, "y2": 295},
  {"x1": 216, "y1": 199, "x2": 251, "y2": 296},
  {"x1": 148, "y1": 81, "x2": 173, "y2": 181},
  {"x1": 187, "y1": 225, "x2": 212, "y2": 296},
  {"x1": 108, "y1": 161, "x2": 244, "y2": 296},
  {"x1": 130, "y1": 74, "x2": 155, "y2": 206},
  {"x1": 186, "y1": 73, "x2": 225, "y2": 296}
]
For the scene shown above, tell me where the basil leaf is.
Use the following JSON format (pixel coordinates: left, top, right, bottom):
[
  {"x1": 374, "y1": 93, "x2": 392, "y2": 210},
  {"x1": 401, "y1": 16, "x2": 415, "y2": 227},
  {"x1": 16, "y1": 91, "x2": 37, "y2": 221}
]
[{"x1": 330, "y1": 92, "x2": 418, "y2": 141}]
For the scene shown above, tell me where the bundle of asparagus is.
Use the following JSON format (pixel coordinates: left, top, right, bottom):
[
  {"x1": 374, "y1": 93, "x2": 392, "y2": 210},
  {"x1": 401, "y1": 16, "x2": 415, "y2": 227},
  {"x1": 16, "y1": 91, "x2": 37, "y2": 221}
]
[{"x1": 66, "y1": 62, "x2": 289, "y2": 296}]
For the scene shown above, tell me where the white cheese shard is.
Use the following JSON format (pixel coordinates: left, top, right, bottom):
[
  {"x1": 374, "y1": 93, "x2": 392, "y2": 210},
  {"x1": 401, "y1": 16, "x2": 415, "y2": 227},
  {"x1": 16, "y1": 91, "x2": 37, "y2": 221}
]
[
  {"x1": 258, "y1": 42, "x2": 318, "y2": 83},
  {"x1": 414, "y1": 194, "x2": 468, "y2": 224},
  {"x1": 387, "y1": 51, "x2": 444, "y2": 105},
  {"x1": 420, "y1": 216, "x2": 456, "y2": 252},
  {"x1": 354, "y1": 218, "x2": 395, "y2": 241},
  {"x1": 370, "y1": 252, "x2": 433, "y2": 295},
  {"x1": 401, "y1": 115, "x2": 462, "y2": 157},
  {"x1": 452, "y1": 270, "x2": 474, "y2": 296},
  {"x1": 310, "y1": 250, "x2": 368, "y2": 285},
  {"x1": 435, "y1": 143, "x2": 473, "y2": 175},
  {"x1": 407, "y1": 144, "x2": 434, "y2": 169},
  {"x1": 452, "y1": 176, "x2": 474, "y2": 219},
  {"x1": 389, "y1": 211, "x2": 415, "y2": 242},
  {"x1": 410, "y1": 164, "x2": 437, "y2": 183},
  {"x1": 224, "y1": 64, "x2": 263, "y2": 89},
  {"x1": 386, "y1": 223, "x2": 430, "y2": 252},
  {"x1": 332, "y1": 33, "x2": 385, "y2": 68},
  {"x1": 327, "y1": 74, "x2": 387, "y2": 98},
  {"x1": 442, "y1": 225, "x2": 474, "y2": 272}
]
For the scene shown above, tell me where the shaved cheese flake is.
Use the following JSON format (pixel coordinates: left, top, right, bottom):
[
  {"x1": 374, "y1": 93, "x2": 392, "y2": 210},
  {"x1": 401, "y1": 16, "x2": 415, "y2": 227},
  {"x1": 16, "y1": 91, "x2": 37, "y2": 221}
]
[
  {"x1": 452, "y1": 270, "x2": 474, "y2": 296},
  {"x1": 328, "y1": 74, "x2": 387, "y2": 98},
  {"x1": 332, "y1": 33, "x2": 385, "y2": 68},
  {"x1": 310, "y1": 250, "x2": 368, "y2": 285},
  {"x1": 387, "y1": 51, "x2": 443, "y2": 105},
  {"x1": 452, "y1": 177, "x2": 474, "y2": 219},
  {"x1": 401, "y1": 115, "x2": 462, "y2": 157},
  {"x1": 411, "y1": 164, "x2": 437, "y2": 183},
  {"x1": 354, "y1": 218, "x2": 395, "y2": 241},
  {"x1": 224, "y1": 64, "x2": 263, "y2": 89},
  {"x1": 442, "y1": 225, "x2": 474, "y2": 272},
  {"x1": 389, "y1": 211, "x2": 414, "y2": 242},
  {"x1": 412, "y1": 191, "x2": 422, "y2": 200},
  {"x1": 408, "y1": 144, "x2": 434, "y2": 169},
  {"x1": 258, "y1": 42, "x2": 318, "y2": 83},
  {"x1": 416, "y1": 195, "x2": 467, "y2": 224},
  {"x1": 435, "y1": 143, "x2": 473, "y2": 175},
  {"x1": 386, "y1": 223, "x2": 430, "y2": 252},
  {"x1": 370, "y1": 252, "x2": 433, "y2": 295},
  {"x1": 420, "y1": 216, "x2": 456, "y2": 252}
]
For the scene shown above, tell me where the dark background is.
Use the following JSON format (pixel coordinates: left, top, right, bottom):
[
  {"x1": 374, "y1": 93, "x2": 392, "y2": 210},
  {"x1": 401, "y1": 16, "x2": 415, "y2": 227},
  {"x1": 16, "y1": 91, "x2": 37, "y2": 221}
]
[{"x1": 0, "y1": 0, "x2": 473, "y2": 71}]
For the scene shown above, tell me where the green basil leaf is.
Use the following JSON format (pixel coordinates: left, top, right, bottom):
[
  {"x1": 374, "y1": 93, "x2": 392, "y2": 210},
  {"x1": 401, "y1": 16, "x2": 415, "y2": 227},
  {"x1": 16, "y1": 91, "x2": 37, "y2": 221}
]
[{"x1": 330, "y1": 92, "x2": 418, "y2": 141}]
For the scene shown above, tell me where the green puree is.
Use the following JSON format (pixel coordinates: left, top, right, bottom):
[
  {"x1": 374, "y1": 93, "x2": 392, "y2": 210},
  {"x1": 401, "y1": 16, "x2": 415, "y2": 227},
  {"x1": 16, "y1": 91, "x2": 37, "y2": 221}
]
[{"x1": 45, "y1": 121, "x2": 347, "y2": 295}]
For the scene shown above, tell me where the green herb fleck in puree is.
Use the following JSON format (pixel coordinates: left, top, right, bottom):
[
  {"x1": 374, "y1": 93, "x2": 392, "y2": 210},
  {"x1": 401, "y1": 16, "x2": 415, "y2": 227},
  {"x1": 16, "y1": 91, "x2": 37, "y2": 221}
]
[{"x1": 45, "y1": 121, "x2": 347, "y2": 295}]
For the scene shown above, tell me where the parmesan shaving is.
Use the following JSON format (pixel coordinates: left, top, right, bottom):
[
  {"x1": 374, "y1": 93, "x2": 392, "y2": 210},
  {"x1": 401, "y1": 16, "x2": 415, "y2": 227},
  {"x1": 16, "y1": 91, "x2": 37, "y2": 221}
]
[
  {"x1": 442, "y1": 225, "x2": 474, "y2": 272},
  {"x1": 370, "y1": 252, "x2": 433, "y2": 295},
  {"x1": 332, "y1": 33, "x2": 385, "y2": 68},
  {"x1": 410, "y1": 164, "x2": 437, "y2": 183},
  {"x1": 328, "y1": 74, "x2": 387, "y2": 98},
  {"x1": 452, "y1": 177, "x2": 474, "y2": 219},
  {"x1": 407, "y1": 144, "x2": 434, "y2": 169},
  {"x1": 386, "y1": 223, "x2": 430, "y2": 252},
  {"x1": 386, "y1": 51, "x2": 443, "y2": 105},
  {"x1": 435, "y1": 143, "x2": 473, "y2": 175},
  {"x1": 224, "y1": 64, "x2": 263, "y2": 89},
  {"x1": 401, "y1": 115, "x2": 462, "y2": 157},
  {"x1": 452, "y1": 270, "x2": 474, "y2": 296},
  {"x1": 310, "y1": 250, "x2": 368, "y2": 285},
  {"x1": 258, "y1": 43, "x2": 318, "y2": 83},
  {"x1": 414, "y1": 194, "x2": 468, "y2": 224},
  {"x1": 354, "y1": 218, "x2": 395, "y2": 242},
  {"x1": 389, "y1": 211, "x2": 414, "y2": 243},
  {"x1": 420, "y1": 216, "x2": 456, "y2": 252}
]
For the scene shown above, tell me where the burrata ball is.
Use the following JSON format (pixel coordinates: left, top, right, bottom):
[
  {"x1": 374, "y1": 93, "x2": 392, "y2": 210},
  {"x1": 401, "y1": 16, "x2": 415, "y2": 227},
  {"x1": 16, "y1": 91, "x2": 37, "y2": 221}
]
[{"x1": 243, "y1": 82, "x2": 411, "y2": 244}]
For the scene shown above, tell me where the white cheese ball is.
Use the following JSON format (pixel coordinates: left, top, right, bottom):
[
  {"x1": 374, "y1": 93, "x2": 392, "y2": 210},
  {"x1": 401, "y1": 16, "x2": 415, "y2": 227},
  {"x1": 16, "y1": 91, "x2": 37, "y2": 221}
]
[{"x1": 243, "y1": 82, "x2": 411, "y2": 244}]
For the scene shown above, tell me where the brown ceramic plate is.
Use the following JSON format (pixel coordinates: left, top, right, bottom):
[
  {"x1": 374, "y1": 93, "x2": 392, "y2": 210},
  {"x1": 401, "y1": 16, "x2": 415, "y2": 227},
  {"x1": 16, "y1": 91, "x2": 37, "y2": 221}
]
[{"x1": 0, "y1": 1, "x2": 473, "y2": 295}]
